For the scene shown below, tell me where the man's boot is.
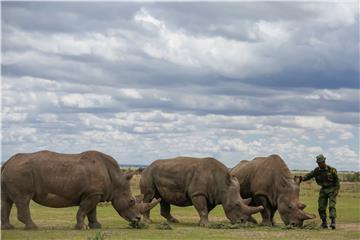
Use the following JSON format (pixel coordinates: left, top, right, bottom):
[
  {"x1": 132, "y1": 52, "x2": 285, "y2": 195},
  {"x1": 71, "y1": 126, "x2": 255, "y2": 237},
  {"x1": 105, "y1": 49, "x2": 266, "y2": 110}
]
[
  {"x1": 330, "y1": 218, "x2": 336, "y2": 229},
  {"x1": 320, "y1": 218, "x2": 328, "y2": 229}
]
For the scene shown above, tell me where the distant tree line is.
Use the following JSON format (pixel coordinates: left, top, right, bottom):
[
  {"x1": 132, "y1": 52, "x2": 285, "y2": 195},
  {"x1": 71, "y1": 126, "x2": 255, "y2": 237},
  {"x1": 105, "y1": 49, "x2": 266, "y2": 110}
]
[{"x1": 120, "y1": 168, "x2": 360, "y2": 182}]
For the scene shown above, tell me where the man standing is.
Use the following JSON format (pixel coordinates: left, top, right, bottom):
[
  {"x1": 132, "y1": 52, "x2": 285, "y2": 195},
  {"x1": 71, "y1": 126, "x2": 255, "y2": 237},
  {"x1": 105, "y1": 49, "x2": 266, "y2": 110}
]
[{"x1": 300, "y1": 154, "x2": 340, "y2": 229}]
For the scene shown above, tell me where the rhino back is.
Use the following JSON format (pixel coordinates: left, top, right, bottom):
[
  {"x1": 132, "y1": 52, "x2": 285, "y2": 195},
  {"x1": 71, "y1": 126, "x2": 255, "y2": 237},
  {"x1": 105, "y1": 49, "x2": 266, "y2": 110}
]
[
  {"x1": 143, "y1": 157, "x2": 230, "y2": 206},
  {"x1": 232, "y1": 155, "x2": 293, "y2": 205}
]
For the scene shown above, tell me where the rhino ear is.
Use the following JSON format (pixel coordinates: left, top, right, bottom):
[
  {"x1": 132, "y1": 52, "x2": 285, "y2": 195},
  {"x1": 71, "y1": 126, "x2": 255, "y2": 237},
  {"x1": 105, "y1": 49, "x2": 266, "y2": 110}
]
[
  {"x1": 229, "y1": 176, "x2": 239, "y2": 187},
  {"x1": 243, "y1": 197, "x2": 252, "y2": 205},
  {"x1": 125, "y1": 171, "x2": 135, "y2": 180},
  {"x1": 294, "y1": 176, "x2": 301, "y2": 185},
  {"x1": 297, "y1": 202, "x2": 306, "y2": 210},
  {"x1": 135, "y1": 194, "x2": 144, "y2": 203}
]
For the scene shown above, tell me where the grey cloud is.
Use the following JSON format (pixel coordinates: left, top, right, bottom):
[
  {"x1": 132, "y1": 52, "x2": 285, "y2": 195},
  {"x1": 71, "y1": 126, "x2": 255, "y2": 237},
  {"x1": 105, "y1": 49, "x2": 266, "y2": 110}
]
[{"x1": 1, "y1": 2, "x2": 358, "y2": 170}]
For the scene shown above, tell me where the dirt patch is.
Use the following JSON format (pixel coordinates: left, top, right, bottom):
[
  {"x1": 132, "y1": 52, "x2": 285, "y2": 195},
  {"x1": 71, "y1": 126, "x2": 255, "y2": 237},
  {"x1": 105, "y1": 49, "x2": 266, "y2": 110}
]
[{"x1": 337, "y1": 223, "x2": 360, "y2": 231}]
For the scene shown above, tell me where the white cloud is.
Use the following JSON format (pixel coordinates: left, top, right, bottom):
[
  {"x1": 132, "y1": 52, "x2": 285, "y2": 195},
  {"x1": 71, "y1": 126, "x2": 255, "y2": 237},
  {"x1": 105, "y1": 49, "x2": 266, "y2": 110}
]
[
  {"x1": 339, "y1": 131, "x2": 353, "y2": 140},
  {"x1": 302, "y1": 2, "x2": 357, "y2": 27},
  {"x1": 5, "y1": 25, "x2": 125, "y2": 60},
  {"x1": 219, "y1": 138, "x2": 249, "y2": 152},
  {"x1": 307, "y1": 146, "x2": 323, "y2": 154},
  {"x1": 251, "y1": 20, "x2": 291, "y2": 44},
  {"x1": 293, "y1": 116, "x2": 340, "y2": 129},
  {"x1": 328, "y1": 145, "x2": 359, "y2": 166},
  {"x1": 2, "y1": 107, "x2": 28, "y2": 122},
  {"x1": 61, "y1": 94, "x2": 112, "y2": 108},
  {"x1": 37, "y1": 113, "x2": 58, "y2": 123},
  {"x1": 1, "y1": 109, "x2": 358, "y2": 170},
  {"x1": 304, "y1": 89, "x2": 345, "y2": 100},
  {"x1": 134, "y1": 8, "x2": 166, "y2": 30},
  {"x1": 118, "y1": 88, "x2": 143, "y2": 99},
  {"x1": 2, "y1": 127, "x2": 37, "y2": 144},
  {"x1": 1, "y1": 3, "x2": 358, "y2": 171},
  {"x1": 133, "y1": 8, "x2": 281, "y2": 78}
]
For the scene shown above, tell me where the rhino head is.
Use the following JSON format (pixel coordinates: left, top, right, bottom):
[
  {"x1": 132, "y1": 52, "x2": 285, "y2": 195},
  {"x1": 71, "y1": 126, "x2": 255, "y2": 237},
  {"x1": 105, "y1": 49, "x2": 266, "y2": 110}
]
[
  {"x1": 223, "y1": 176, "x2": 264, "y2": 224},
  {"x1": 111, "y1": 171, "x2": 160, "y2": 223},
  {"x1": 277, "y1": 177, "x2": 316, "y2": 227}
]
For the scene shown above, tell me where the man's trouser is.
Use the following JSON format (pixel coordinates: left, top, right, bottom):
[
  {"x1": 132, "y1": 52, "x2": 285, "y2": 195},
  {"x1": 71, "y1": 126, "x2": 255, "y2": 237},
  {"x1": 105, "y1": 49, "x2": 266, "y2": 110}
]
[{"x1": 318, "y1": 186, "x2": 337, "y2": 219}]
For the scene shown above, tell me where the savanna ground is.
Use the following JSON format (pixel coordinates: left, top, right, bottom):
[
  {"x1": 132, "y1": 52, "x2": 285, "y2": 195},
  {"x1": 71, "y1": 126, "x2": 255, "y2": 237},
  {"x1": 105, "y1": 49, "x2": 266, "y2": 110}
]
[{"x1": 2, "y1": 174, "x2": 360, "y2": 240}]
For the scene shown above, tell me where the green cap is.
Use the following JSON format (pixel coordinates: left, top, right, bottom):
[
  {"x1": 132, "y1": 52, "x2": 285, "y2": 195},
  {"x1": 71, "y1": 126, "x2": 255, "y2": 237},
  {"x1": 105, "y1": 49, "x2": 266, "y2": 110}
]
[{"x1": 316, "y1": 154, "x2": 326, "y2": 163}]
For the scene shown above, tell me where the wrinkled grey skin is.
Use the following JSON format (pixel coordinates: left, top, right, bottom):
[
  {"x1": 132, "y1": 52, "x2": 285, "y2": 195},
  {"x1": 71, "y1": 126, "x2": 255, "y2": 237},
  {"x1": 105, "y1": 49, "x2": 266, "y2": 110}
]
[
  {"x1": 1, "y1": 150, "x2": 160, "y2": 230},
  {"x1": 231, "y1": 154, "x2": 316, "y2": 227},
  {"x1": 140, "y1": 157, "x2": 264, "y2": 227}
]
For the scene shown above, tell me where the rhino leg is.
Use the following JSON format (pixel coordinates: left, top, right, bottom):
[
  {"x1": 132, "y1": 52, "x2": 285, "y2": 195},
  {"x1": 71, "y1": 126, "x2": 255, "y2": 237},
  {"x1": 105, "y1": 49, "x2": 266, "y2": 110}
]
[
  {"x1": 253, "y1": 196, "x2": 272, "y2": 226},
  {"x1": 87, "y1": 207, "x2": 102, "y2": 229},
  {"x1": 1, "y1": 192, "x2": 15, "y2": 230},
  {"x1": 191, "y1": 195, "x2": 208, "y2": 227},
  {"x1": 160, "y1": 201, "x2": 179, "y2": 223},
  {"x1": 14, "y1": 195, "x2": 38, "y2": 230},
  {"x1": 270, "y1": 209, "x2": 276, "y2": 226},
  {"x1": 75, "y1": 195, "x2": 101, "y2": 230}
]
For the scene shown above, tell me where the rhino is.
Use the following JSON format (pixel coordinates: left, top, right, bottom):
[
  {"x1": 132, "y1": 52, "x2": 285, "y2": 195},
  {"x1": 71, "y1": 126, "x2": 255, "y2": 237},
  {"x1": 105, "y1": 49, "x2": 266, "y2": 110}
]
[
  {"x1": 230, "y1": 154, "x2": 316, "y2": 227},
  {"x1": 1, "y1": 150, "x2": 160, "y2": 230},
  {"x1": 140, "y1": 157, "x2": 264, "y2": 227}
]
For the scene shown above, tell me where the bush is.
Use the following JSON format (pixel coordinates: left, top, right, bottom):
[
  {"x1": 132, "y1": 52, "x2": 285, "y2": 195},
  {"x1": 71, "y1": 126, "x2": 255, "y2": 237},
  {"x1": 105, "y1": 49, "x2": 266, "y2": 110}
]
[
  {"x1": 128, "y1": 221, "x2": 148, "y2": 229},
  {"x1": 87, "y1": 231, "x2": 106, "y2": 240},
  {"x1": 156, "y1": 222, "x2": 173, "y2": 230}
]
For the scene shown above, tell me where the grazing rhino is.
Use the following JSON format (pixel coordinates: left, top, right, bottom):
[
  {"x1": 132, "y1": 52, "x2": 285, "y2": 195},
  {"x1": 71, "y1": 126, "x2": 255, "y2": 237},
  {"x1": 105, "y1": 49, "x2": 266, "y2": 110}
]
[
  {"x1": 230, "y1": 154, "x2": 316, "y2": 227},
  {"x1": 140, "y1": 157, "x2": 264, "y2": 227},
  {"x1": 1, "y1": 150, "x2": 160, "y2": 230}
]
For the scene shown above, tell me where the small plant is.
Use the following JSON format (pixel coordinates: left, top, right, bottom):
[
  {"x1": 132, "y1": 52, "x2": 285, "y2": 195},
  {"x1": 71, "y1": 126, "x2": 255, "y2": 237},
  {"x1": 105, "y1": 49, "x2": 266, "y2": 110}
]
[
  {"x1": 128, "y1": 221, "x2": 149, "y2": 229},
  {"x1": 87, "y1": 231, "x2": 106, "y2": 240},
  {"x1": 156, "y1": 222, "x2": 173, "y2": 230}
]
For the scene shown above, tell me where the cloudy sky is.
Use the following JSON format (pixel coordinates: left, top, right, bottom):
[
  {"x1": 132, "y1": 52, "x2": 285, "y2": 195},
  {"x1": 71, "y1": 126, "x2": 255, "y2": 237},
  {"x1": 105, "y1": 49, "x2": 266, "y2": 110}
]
[{"x1": 2, "y1": 2, "x2": 359, "y2": 170}]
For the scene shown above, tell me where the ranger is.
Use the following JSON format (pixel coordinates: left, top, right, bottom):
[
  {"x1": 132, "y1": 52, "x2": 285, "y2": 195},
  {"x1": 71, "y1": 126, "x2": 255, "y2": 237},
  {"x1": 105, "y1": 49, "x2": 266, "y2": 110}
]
[{"x1": 299, "y1": 154, "x2": 340, "y2": 229}]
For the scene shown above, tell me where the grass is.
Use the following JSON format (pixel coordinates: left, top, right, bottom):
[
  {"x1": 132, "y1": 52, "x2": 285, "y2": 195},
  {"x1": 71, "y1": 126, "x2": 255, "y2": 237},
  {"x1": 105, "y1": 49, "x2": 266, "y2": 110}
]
[
  {"x1": 2, "y1": 178, "x2": 359, "y2": 240},
  {"x1": 155, "y1": 222, "x2": 173, "y2": 230}
]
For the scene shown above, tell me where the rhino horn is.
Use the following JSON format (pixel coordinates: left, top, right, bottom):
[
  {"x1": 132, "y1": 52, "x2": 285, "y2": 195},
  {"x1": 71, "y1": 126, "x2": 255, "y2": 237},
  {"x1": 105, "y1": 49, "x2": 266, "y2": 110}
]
[
  {"x1": 139, "y1": 198, "x2": 161, "y2": 214},
  {"x1": 297, "y1": 202, "x2": 306, "y2": 210},
  {"x1": 243, "y1": 197, "x2": 252, "y2": 205},
  {"x1": 250, "y1": 205, "x2": 264, "y2": 214},
  {"x1": 299, "y1": 210, "x2": 316, "y2": 220}
]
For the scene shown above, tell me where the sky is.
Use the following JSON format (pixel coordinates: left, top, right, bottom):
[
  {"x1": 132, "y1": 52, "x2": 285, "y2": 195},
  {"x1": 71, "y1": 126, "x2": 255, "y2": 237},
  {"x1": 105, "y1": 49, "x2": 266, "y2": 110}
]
[{"x1": 1, "y1": 2, "x2": 359, "y2": 171}]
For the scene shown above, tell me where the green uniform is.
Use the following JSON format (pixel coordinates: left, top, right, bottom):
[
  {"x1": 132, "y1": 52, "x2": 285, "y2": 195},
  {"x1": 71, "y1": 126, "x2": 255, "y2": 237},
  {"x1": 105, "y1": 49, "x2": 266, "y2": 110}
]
[{"x1": 303, "y1": 165, "x2": 340, "y2": 220}]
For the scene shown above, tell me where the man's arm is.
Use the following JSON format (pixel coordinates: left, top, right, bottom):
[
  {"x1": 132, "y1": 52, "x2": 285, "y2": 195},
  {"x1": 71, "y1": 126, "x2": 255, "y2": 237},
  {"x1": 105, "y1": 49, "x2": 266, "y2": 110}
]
[
  {"x1": 331, "y1": 168, "x2": 340, "y2": 195},
  {"x1": 302, "y1": 170, "x2": 315, "y2": 182}
]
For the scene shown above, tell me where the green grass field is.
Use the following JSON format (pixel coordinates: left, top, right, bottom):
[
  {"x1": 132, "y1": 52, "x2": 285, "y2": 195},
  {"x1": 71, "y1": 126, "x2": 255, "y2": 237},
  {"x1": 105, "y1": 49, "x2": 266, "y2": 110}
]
[{"x1": 2, "y1": 177, "x2": 360, "y2": 240}]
